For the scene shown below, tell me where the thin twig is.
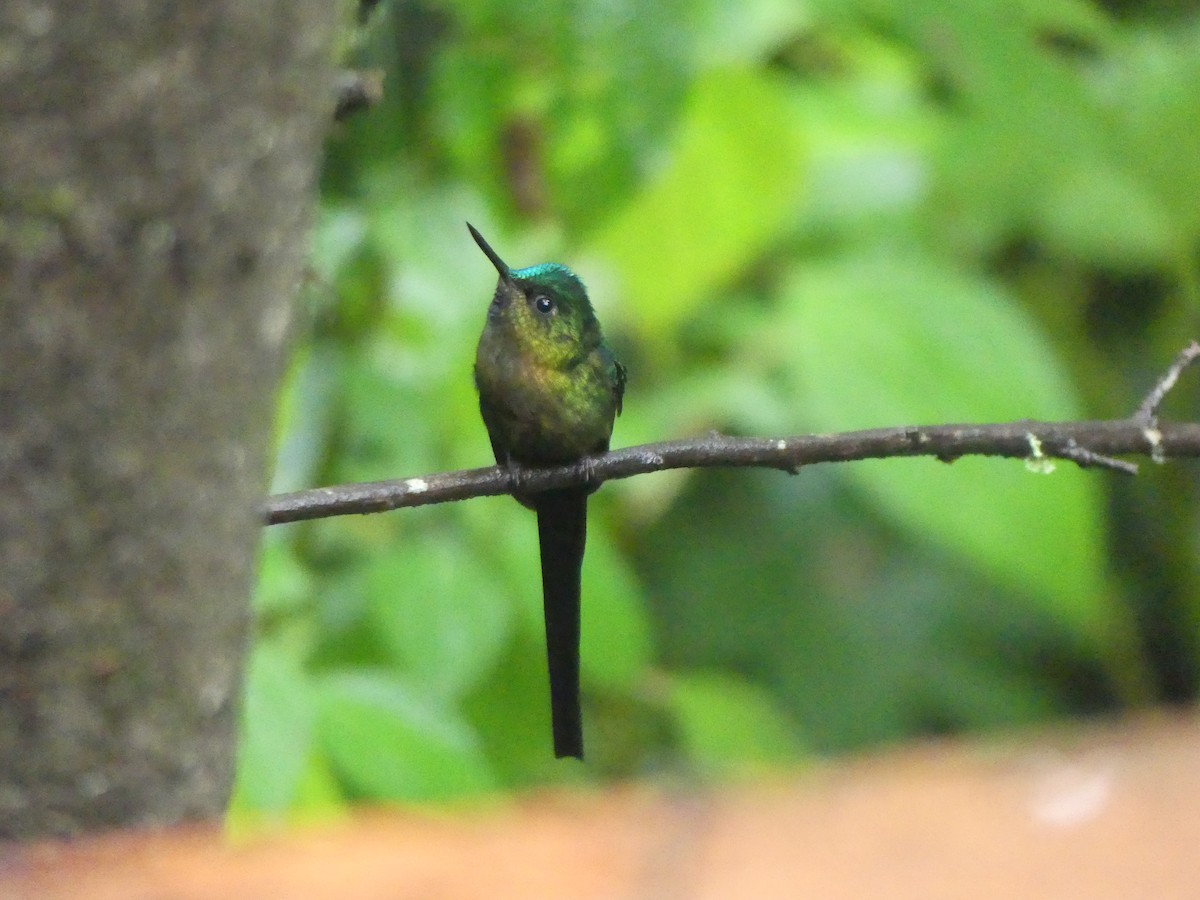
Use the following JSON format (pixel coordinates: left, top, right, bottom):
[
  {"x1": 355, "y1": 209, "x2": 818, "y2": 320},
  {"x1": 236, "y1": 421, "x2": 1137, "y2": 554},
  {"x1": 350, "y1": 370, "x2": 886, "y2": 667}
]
[
  {"x1": 1135, "y1": 340, "x2": 1200, "y2": 426},
  {"x1": 334, "y1": 69, "x2": 385, "y2": 122},
  {"x1": 1057, "y1": 439, "x2": 1139, "y2": 475},
  {"x1": 264, "y1": 344, "x2": 1200, "y2": 526},
  {"x1": 264, "y1": 420, "x2": 1200, "y2": 525}
]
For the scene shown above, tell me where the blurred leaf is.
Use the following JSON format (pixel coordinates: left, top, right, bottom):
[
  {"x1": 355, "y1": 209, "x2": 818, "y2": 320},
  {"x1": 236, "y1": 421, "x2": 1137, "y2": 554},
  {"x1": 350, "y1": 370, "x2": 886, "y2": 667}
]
[
  {"x1": 459, "y1": 498, "x2": 546, "y2": 641},
  {"x1": 594, "y1": 68, "x2": 806, "y2": 336},
  {"x1": 311, "y1": 205, "x2": 369, "y2": 282},
  {"x1": 365, "y1": 530, "x2": 514, "y2": 699},
  {"x1": 333, "y1": 351, "x2": 440, "y2": 483},
  {"x1": 438, "y1": 0, "x2": 697, "y2": 227},
  {"x1": 873, "y1": 0, "x2": 1127, "y2": 259},
  {"x1": 923, "y1": 650, "x2": 1061, "y2": 729},
  {"x1": 461, "y1": 634, "x2": 573, "y2": 783},
  {"x1": 793, "y1": 88, "x2": 930, "y2": 238},
  {"x1": 253, "y1": 535, "x2": 314, "y2": 620},
  {"x1": 782, "y1": 252, "x2": 1112, "y2": 644},
  {"x1": 1037, "y1": 163, "x2": 1174, "y2": 268},
  {"x1": 669, "y1": 670, "x2": 805, "y2": 774},
  {"x1": 580, "y1": 517, "x2": 653, "y2": 690},
  {"x1": 362, "y1": 172, "x2": 492, "y2": 337},
  {"x1": 1014, "y1": 0, "x2": 1115, "y2": 44},
  {"x1": 638, "y1": 468, "x2": 1077, "y2": 753},
  {"x1": 230, "y1": 639, "x2": 317, "y2": 815},
  {"x1": 270, "y1": 345, "x2": 342, "y2": 495},
  {"x1": 316, "y1": 671, "x2": 495, "y2": 802},
  {"x1": 692, "y1": 0, "x2": 811, "y2": 65},
  {"x1": 1105, "y1": 27, "x2": 1200, "y2": 241}
]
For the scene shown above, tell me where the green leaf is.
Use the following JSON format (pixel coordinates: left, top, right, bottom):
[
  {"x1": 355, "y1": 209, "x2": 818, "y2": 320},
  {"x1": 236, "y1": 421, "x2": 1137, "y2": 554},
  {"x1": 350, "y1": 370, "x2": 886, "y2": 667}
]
[
  {"x1": 592, "y1": 68, "x2": 806, "y2": 336},
  {"x1": 230, "y1": 638, "x2": 317, "y2": 815},
  {"x1": 580, "y1": 518, "x2": 653, "y2": 690},
  {"x1": 782, "y1": 252, "x2": 1112, "y2": 644},
  {"x1": 334, "y1": 353, "x2": 440, "y2": 483},
  {"x1": 669, "y1": 671, "x2": 805, "y2": 774},
  {"x1": 288, "y1": 750, "x2": 345, "y2": 820},
  {"x1": 269, "y1": 345, "x2": 341, "y2": 495},
  {"x1": 311, "y1": 205, "x2": 368, "y2": 282},
  {"x1": 692, "y1": 0, "x2": 810, "y2": 65},
  {"x1": 253, "y1": 536, "x2": 314, "y2": 620},
  {"x1": 365, "y1": 530, "x2": 514, "y2": 699},
  {"x1": 1108, "y1": 28, "x2": 1200, "y2": 240},
  {"x1": 1011, "y1": 0, "x2": 1116, "y2": 48},
  {"x1": 315, "y1": 671, "x2": 495, "y2": 802},
  {"x1": 1037, "y1": 161, "x2": 1174, "y2": 269}
]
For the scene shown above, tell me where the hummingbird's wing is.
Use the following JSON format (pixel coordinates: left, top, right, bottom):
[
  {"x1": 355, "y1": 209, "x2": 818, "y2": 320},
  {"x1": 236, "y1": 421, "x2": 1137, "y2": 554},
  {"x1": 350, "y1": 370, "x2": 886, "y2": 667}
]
[
  {"x1": 613, "y1": 359, "x2": 627, "y2": 416},
  {"x1": 599, "y1": 346, "x2": 627, "y2": 417}
]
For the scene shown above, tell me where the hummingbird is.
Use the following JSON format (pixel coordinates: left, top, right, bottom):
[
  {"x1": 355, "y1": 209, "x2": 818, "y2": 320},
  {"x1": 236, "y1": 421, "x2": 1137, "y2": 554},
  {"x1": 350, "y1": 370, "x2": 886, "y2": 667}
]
[{"x1": 468, "y1": 223, "x2": 626, "y2": 760}]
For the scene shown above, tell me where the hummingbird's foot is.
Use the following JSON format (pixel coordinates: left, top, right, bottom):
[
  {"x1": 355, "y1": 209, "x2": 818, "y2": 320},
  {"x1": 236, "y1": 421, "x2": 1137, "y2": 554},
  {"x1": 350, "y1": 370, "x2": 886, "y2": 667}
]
[
  {"x1": 579, "y1": 455, "x2": 604, "y2": 494},
  {"x1": 502, "y1": 458, "x2": 539, "y2": 509},
  {"x1": 503, "y1": 457, "x2": 528, "y2": 494}
]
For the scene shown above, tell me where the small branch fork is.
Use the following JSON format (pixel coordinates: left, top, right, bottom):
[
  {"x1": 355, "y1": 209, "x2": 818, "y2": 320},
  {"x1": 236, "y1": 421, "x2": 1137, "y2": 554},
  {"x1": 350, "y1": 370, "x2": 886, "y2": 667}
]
[
  {"x1": 264, "y1": 343, "x2": 1200, "y2": 527},
  {"x1": 1136, "y1": 341, "x2": 1200, "y2": 426},
  {"x1": 333, "y1": 69, "x2": 385, "y2": 122}
]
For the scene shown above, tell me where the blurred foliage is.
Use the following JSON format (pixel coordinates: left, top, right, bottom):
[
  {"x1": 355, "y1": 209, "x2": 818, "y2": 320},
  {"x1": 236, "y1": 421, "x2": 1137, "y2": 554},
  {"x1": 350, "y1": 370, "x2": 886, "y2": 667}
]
[{"x1": 231, "y1": 0, "x2": 1200, "y2": 822}]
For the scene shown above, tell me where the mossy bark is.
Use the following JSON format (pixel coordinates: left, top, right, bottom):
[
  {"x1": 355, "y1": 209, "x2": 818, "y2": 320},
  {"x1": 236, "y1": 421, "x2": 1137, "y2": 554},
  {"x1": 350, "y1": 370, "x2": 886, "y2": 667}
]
[{"x1": 0, "y1": 1, "x2": 337, "y2": 837}]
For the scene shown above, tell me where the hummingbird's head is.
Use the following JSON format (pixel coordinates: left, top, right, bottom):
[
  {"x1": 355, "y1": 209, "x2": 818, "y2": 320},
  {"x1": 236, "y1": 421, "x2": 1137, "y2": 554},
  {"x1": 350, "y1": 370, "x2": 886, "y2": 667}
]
[{"x1": 468, "y1": 223, "x2": 601, "y2": 368}]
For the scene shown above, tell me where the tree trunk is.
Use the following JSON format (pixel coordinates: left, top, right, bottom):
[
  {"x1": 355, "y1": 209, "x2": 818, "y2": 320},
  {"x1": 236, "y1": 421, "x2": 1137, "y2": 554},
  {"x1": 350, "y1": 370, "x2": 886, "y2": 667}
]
[{"x1": 0, "y1": 2, "x2": 337, "y2": 838}]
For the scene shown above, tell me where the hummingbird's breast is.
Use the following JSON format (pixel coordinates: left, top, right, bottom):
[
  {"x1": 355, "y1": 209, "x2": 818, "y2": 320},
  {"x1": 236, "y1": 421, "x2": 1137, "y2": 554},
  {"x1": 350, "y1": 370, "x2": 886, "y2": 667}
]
[{"x1": 475, "y1": 330, "x2": 618, "y2": 466}]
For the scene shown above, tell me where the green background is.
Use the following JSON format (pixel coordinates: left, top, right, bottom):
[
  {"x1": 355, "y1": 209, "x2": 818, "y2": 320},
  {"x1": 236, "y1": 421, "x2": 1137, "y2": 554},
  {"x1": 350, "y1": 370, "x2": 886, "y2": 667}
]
[{"x1": 232, "y1": 0, "x2": 1200, "y2": 820}]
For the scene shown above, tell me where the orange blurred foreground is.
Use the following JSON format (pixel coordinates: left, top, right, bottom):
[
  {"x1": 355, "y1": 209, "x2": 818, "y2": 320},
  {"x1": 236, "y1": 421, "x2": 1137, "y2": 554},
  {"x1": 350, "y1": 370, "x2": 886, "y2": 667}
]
[{"x1": 4, "y1": 712, "x2": 1198, "y2": 899}]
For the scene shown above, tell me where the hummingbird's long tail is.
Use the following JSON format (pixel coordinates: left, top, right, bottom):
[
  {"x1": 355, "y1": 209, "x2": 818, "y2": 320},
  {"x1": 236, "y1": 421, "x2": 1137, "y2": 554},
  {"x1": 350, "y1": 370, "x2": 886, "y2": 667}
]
[{"x1": 535, "y1": 486, "x2": 587, "y2": 759}]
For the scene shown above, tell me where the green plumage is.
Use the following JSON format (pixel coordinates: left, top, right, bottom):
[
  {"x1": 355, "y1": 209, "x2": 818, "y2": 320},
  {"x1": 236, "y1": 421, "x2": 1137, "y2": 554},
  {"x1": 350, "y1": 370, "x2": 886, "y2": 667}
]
[{"x1": 468, "y1": 224, "x2": 625, "y2": 760}]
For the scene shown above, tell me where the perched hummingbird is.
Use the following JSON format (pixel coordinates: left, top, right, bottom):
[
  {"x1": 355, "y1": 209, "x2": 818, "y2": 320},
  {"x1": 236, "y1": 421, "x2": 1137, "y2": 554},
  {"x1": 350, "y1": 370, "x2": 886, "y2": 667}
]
[{"x1": 468, "y1": 223, "x2": 626, "y2": 760}]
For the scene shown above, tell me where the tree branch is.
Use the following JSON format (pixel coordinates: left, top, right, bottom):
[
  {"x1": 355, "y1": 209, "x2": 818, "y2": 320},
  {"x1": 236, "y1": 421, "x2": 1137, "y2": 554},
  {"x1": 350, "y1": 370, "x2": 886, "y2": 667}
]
[
  {"x1": 264, "y1": 419, "x2": 1200, "y2": 525},
  {"x1": 1135, "y1": 340, "x2": 1200, "y2": 426},
  {"x1": 333, "y1": 69, "x2": 384, "y2": 122},
  {"x1": 265, "y1": 344, "x2": 1200, "y2": 527}
]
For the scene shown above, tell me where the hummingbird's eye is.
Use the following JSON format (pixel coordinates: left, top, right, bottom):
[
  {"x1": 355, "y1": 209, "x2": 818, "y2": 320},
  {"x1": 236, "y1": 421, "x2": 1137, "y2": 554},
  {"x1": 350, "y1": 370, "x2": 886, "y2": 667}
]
[{"x1": 533, "y1": 294, "x2": 555, "y2": 315}]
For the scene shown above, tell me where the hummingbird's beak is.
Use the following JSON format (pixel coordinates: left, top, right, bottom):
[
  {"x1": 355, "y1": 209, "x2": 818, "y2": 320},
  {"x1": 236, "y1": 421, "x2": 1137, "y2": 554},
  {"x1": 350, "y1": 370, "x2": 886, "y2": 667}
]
[{"x1": 467, "y1": 223, "x2": 514, "y2": 284}]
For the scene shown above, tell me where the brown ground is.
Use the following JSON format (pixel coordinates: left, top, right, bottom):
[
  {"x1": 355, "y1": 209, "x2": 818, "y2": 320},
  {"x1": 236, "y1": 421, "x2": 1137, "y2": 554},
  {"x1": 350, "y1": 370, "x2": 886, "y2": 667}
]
[{"x1": 4, "y1": 711, "x2": 1197, "y2": 899}]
